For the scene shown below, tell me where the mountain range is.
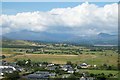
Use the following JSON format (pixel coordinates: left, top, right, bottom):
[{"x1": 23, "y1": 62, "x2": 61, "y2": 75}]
[{"x1": 2, "y1": 31, "x2": 118, "y2": 45}]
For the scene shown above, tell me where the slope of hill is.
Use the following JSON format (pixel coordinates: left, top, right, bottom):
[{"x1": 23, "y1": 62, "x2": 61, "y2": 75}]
[{"x1": 1, "y1": 37, "x2": 37, "y2": 48}]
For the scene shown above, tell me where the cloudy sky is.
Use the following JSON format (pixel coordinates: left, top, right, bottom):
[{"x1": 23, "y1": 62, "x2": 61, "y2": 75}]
[{"x1": 1, "y1": 2, "x2": 118, "y2": 36}]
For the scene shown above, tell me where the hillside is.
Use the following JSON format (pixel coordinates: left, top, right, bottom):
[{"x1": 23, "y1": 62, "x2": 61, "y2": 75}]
[{"x1": 1, "y1": 38, "x2": 37, "y2": 48}]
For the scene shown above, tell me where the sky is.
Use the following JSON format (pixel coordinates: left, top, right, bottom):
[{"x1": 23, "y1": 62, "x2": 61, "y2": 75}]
[
  {"x1": 2, "y1": 0, "x2": 119, "y2": 2},
  {"x1": 1, "y1": 2, "x2": 118, "y2": 36},
  {"x1": 2, "y1": 2, "x2": 116, "y2": 15}
]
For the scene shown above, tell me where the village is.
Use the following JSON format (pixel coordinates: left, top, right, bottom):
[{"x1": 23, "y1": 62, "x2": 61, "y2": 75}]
[
  {"x1": 0, "y1": 59, "x2": 98, "y2": 80},
  {"x1": 1, "y1": 57, "x2": 118, "y2": 80}
]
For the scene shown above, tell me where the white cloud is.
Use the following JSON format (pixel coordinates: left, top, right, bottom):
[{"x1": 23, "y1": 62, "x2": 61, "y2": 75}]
[{"x1": 1, "y1": 2, "x2": 118, "y2": 36}]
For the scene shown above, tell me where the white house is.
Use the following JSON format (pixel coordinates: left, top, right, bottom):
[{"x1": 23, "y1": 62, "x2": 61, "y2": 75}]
[
  {"x1": 79, "y1": 63, "x2": 90, "y2": 68},
  {"x1": 0, "y1": 66, "x2": 16, "y2": 76}
]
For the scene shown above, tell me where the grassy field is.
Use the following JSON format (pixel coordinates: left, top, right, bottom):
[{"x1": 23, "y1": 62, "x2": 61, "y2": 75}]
[
  {"x1": 80, "y1": 69, "x2": 118, "y2": 75},
  {"x1": 3, "y1": 54, "x2": 95, "y2": 64},
  {"x1": 1, "y1": 47, "x2": 118, "y2": 66},
  {"x1": 3, "y1": 52, "x2": 118, "y2": 66}
]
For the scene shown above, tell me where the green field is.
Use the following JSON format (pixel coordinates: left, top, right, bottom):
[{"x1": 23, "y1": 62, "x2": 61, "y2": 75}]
[
  {"x1": 2, "y1": 48, "x2": 118, "y2": 67},
  {"x1": 80, "y1": 69, "x2": 118, "y2": 75}
]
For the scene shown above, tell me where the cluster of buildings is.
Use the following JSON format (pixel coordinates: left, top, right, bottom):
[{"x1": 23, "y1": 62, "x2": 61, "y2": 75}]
[
  {"x1": 26, "y1": 71, "x2": 56, "y2": 79},
  {"x1": 0, "y1": 60, "x2": 23, "y2": 76},
  {"x1": 24, "y1": 62, "x2": 93, "y2": 79},
  {"x1": 0, "y1": 60, "x2": 95, "y2": 80}
]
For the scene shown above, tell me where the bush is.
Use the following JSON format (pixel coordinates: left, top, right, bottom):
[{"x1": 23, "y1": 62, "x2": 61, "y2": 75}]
[
  {"x1": 4, "y1": 71, "x2": 20, "y2": 80},
  {"x1": 2, "y1": 55, "x2": 6, "y2": 59}
]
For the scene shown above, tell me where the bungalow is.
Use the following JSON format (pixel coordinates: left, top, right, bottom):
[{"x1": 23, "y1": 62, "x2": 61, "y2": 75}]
[
  {"x1": 62, "y1": 74, "x2": 71, "y2": 78},
  {"x1": 47, "y1": 63, "x2": 54, "y2": 67},
  {"x1": 1, "y1": 60, "x2": 8, "y2": 66},
  {"x1": 49, "y1": 73, "x2": 56, "y2": 78},
  {"x1": 61, "y1": 65, "x2": 72, "y2": 71},
  {"x1": 27, "y1": 71, "x2": 56, "y2": 79},
  {"x1": 14, "y1": 66, "x2": 23, "y2": 72},
  {"x1": 67, "y1": 68, "x2": 74, "y2": 74},
  {"x1": 0, "y1": 66, "x2": 16, "y2": 76},
  {"x1": 46, "y1": 66, "x2": 57, "y2": 71},
  {"x1": 80, "y1": 76, "x2": 86, "y2": 80},
  {"x1": 0, "y1": 66, "x2": 16, "y2": 71},
  {"x1": 78, "y1": 63, "x2": 90, "y2": 69},
  {"x1": 27, "y1": 71, "x2": 50, "y2": 79}
]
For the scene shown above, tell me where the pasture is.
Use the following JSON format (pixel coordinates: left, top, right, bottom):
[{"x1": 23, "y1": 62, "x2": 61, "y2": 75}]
[{"x1": 3, "y1": 51, "x2": 118, "y2": 67}]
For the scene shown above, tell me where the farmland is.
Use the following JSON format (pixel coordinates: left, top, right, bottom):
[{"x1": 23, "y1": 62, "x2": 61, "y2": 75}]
[
  {"x1": 2, "y1": 51, "x2": 117, "y2": 67},
  {"x1": 1, "y1": 42, "x2": 118, "y2": 67}
]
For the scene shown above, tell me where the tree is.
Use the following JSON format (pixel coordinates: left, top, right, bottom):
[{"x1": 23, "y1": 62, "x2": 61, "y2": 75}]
[
  {"x1": 90, "y1": 73, "x2": 95, "y2": 77},
  {"x1": 16, "y1": 60, "x2": 26, "y2": 66},
  {"x1": 108, "y1": 73, "x2": 113, "y2": 77},
  {"x1": 96, "y1": 73, "x2": 107, "y2": 80},
  {"x1": 4, "y1": 71, "x2": 20, "y2": 80},
  {"x1": 66, "y1": 61, "x2": 72, "y2": 65},
  {"x1": 2, "y1": 55, "x2": 6, "y2": 59},
  {"x1": 68, "y1": 74, "x2": 77, "y2": 80},
  {"x1": 107, "y1": 66, "x2": 112, "y2": 70},
  {"x1": 26, "y1": 59, "x2": 31, "y2": 66}
]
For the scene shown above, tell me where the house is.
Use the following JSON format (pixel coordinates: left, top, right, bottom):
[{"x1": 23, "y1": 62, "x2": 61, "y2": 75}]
[
  {"x1": 67, "y1": 68, "x2": 74, "y2": 74},
  {"x1": 49, "y1": 73, "x2": 56, "y2": 78},
  {"x1": 62, "y1": 74, "x2": 71, "y2": 78},
  {"x1": 47, "y1": 63, "x2": 54, "y2": 67},
  {"x1": 27, "y1": 71, "x2": 50, "y2": 79},
  {"x1": 27, "y1": 71, "x2": 56, "y2": 79},
  {"x1": 1, "y1": 60, "x2": 8, "y2": 66},
  {"x1": 46, "y1": 66, "x2": 57, "y2": 71},
  {"x1": 61, "y1": 65, "x2": 72, "y2": 71},
  {"x1": 80, "y1": 76, "x2": 94, "y2": 80},
  {"x1": 87, "y1": 77, "x2": 94, "y2": 80},
  {"x1": 61, "y1": 64, "x2": 74, "y2": 73},
  {"x1": 78, "y1": 63, "x2": 90, "y2": 69},
  {"x1": 0, "y1": 66, "x2": 16, "y2": 71},
  {"x1": 0, "y1": 66, "x2": 16, "y2": 76},
  {"x1": 2, "y1": 68, "x2": 13, "y2": 73},
  {"x1": 80, "y1": 76, "x2": 86, "y2": 80},
  {"x1": 14, "y1": 66, "x2": 23, "y2": 72},
  {"x1": 74, "y1": 66, "x2": 79, "y2": 72},
  {"x1": 27, "y1": 74, "x2": 49, "y2": 79},
  {"x1": 93, "y1": 65, "x2": 97, "y2": 68}
]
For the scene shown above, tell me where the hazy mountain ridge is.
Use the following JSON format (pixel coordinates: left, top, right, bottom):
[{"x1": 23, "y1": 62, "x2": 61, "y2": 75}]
[{"x1": 2, "y1": 31, "x2": 118, "y2": 45}]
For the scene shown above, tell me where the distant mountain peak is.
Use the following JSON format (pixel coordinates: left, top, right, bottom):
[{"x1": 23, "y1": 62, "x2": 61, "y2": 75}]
[{"x1": 98, "y1": 33, "x2": 114, "y2": 37}]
